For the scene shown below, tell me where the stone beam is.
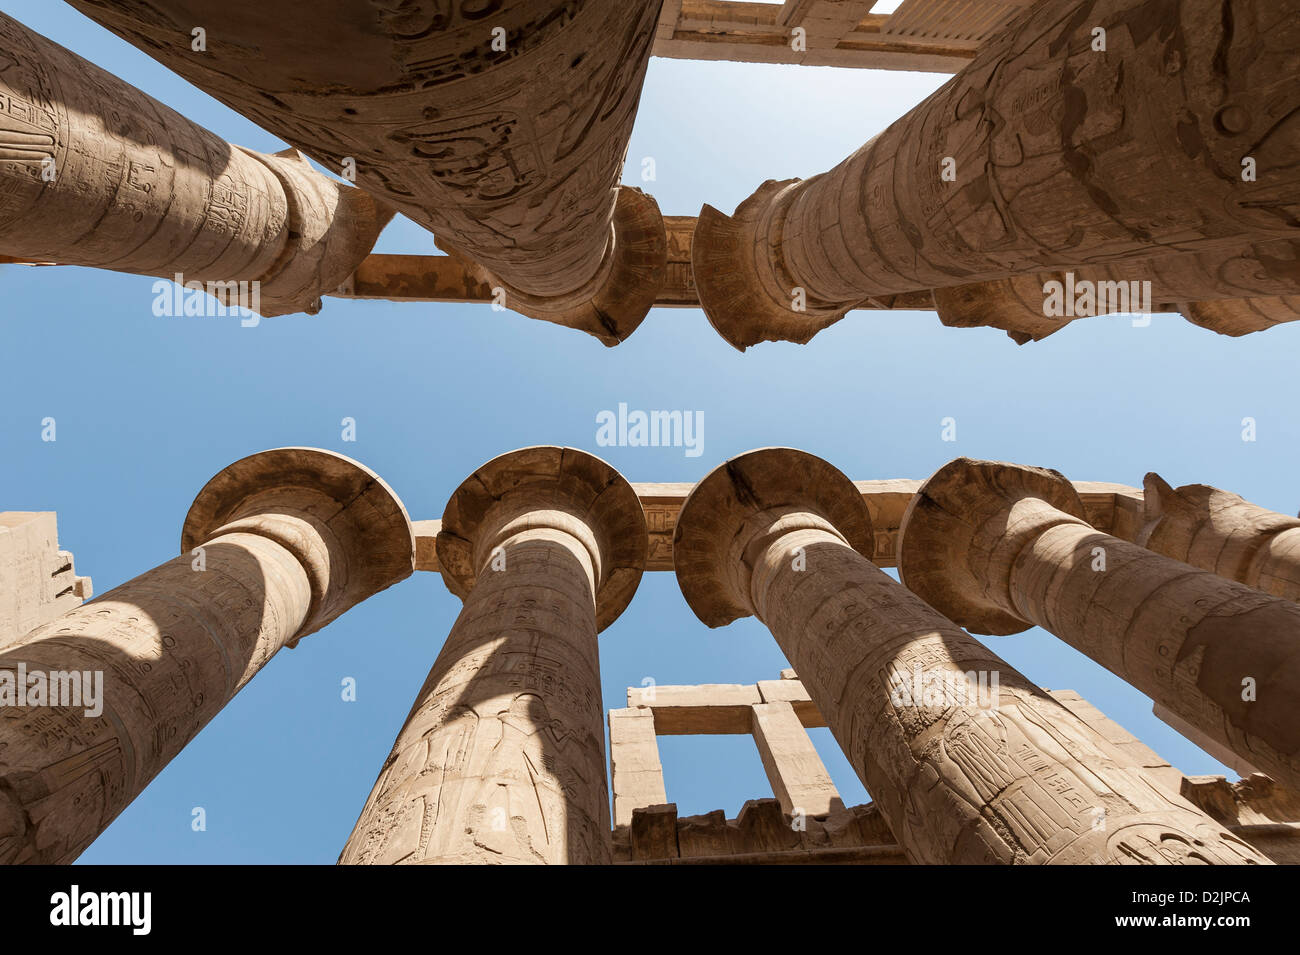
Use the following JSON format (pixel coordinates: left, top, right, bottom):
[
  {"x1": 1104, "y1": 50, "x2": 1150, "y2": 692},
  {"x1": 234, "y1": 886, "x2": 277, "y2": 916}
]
[
  {"x1": 750, "y1": 700, "x2": 843, "y2": 816},
  {"x1": 0, "y1": 12, "x2": 390, "y2": 317},
  {"x1": 0, "y1": 513, "x2": 90, "y2": 648},
  {"x1": 691, "y1": 0, "x2": 1300, "y2": 349},
  {"x1": 652, "y1": 0, "x2": 983, "y2": 71},
  {"x1": 66, "y1": 0, "x2": 668, "y2": 345},
  {"x1": 609, "y1": 708, "x2": 668, "y2": 827}
]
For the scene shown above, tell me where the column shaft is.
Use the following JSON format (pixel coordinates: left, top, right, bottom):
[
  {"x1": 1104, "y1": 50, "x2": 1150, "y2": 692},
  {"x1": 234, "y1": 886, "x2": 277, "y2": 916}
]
[
  {"x1": 65, "y1": 1, "x2": 668, "y2": 339},
  {"x1": 0, "y1": 532, "x2": 308, "y2": 864},
  {"x1": 1011, "y1": 518, "x2": 1300, "y2": 787},
  {"x1": 692, "y1": 0, "x2": 1300, "y2": 348},
  {"x1": 1140, "y1": 475, "x2": 1300, "y2": 600},
  {"x1": 0, "y1": 448, "x2": 413, "y2": 864},
  {"x1": 755, "y1": 526, "x2": 1262, "y2": 863},
  {"x1": 674, "y1": 449, "x2": 1267, "y2": 864},
  {"x1": 340, "y1": 534, "x2": 610, "y2": 865},
  {"x1": 0, "y1": 12, "x2": 391, "y2": 316}
]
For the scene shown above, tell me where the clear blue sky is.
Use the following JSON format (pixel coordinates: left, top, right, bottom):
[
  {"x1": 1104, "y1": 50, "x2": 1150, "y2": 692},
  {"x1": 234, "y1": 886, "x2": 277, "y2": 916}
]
[{"x1": 2, "y1": 1, "x2": 1296, "y2": 863}]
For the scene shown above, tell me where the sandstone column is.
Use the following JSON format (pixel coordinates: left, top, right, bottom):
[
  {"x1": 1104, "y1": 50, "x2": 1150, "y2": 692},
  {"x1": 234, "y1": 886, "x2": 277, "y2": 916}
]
[
  {"x1": 0, "y1": 449, "x2": 415, "y2": 864},
  {"x1": 692, "y1": 0, "x2": 1300, "y2": 348},
  {"x1": 934, "y1": 238, "x2": 1300, "y2": 344},
  {"x1": 0, "y1": 12, "x2": 392, "y2": 316},
  {"x1": 1138, "y1": 474, "x2": 1300, "y2": 602},
  {"x1": 672, "y1": 448, "x2": 1266, "y2": 864},
  {"x1": 898, "y1": 458, "x2": 1300, "y2": 790},
  {"x1": 340, "y1": 447, "x2": 646, "y2": 865},
  {"x1": 65, "y1": 0, "x2": 668, "y2": 343}
]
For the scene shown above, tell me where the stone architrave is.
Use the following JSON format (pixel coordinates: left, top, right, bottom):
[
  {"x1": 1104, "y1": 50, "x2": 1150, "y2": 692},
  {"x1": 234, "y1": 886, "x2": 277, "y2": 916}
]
[
  {"x1": 691, "y1": 0, "x2": 1300, "y2": 348},
  {"x1": 0, "y1": 449, "x2": 415, "y2": 864},
  {"x1": 899, "y1": 458, "x2": 1300, "y2": 791},
  {"x1": 671, "y1": 448, "x2": 1267, "y2": 864},
  {"x1": 0, "y1": 12, "x2": 391, "y2": 317},
  {"x1": 65, "y1": 0, "x2": 669, "y2": 343},
  {"x1": 339, "y1": 447, "x2": 646, "y2": 865}
]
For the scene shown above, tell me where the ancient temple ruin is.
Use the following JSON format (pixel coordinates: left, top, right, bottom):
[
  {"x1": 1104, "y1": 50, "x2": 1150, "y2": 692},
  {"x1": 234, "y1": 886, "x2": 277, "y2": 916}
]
[{"x1": 2, "y1": 0, "x2": 1299, "y2": 865}]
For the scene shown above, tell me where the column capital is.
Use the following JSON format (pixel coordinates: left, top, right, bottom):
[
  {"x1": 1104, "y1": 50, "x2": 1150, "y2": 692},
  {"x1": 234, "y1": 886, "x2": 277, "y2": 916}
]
[
  {"x1": 898, "y1": 458, "x2": 1088, "y2": 635},
  {"x1": 692, "y1": 180, "x2": 853, "y2": 351},
  {"x1": 1139, "y1": 472, "x2": 1300, "y2": 558},
  {"x1": 436, "y1": 446, "x2": 646, "y2": 632},
  {"x1": 673, "y1": 448, "x2": 871, "y2": 627},
  {"x1": 495, "y1": 187, "x2": 668, "y2": 346},
  {"x1": 181, "y1": 447, "x2": 414, "y2": 640}
]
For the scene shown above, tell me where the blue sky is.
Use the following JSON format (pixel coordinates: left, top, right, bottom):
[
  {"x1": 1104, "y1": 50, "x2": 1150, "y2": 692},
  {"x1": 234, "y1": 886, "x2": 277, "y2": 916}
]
[{"x1": 2, "y1": 1, "x2": 1297, "y2": 863}]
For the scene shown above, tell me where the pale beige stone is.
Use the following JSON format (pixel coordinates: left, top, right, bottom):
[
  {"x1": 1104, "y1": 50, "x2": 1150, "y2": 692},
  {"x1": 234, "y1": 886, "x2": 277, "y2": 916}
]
[
  {"x1": 339, "y1": 447, "x2": 646, "y2": 865},
  {"x1": 691, "y1": 0, "x2": 1300, "y2": 348},
  {"x1": 1139, "y1": 474, "x2": 1300, "y2": 603},
  {"x1": 66, "y1": 1, "x2": 668, "y2": 343},
  {"x1": 0, "y1": 13, "x2": 390, "y2": 317},
  {"x1": 1154, "y1": 703, "x2": 1264, "y2": 779},
  {"x1": 751, "y1": 700, "x2": 843, "y2": 816},
  {"x1": 0, "y1": 449, "x2": 414, "y2": 864},
  {"x1": 899, "y1": 457, "x2": 1300, "y2": 791},
  {"x1": 0, "y1": 513, "x2": 89, "y2": 648},
  {"x1": 609, "y1": 708, "x2": 668, "y2": 828},
  {"x1": 674, "y1": 448, "x2": 1268, "y2": 864}
]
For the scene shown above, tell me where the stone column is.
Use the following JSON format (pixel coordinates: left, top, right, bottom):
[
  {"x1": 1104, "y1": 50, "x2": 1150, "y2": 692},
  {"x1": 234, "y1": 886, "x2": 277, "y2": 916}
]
[
  {"x1": 672, "y1": 448, "x2": 1266, "y2": 864},
  {"x1": 1138, "y1": 474, "x2": 1300, "y2": 602},
  {"x1": 0, "y1": 12, "x2": 392, "y2": 317},
  {"x1": 934, "y1": 238, "x2": 1300, "y2": 344},
  {"x1": 691, "y1": 0, "x2": 1300, "y2": 348},
  {"x1": 340, "y1": 447, "x2": 646, "y2": 865},
  {"x1": 66, "y1": 0, "x2": 668, "y2": 343},
  {"x1": 899, "y1": 458, "x2": 1300, "y2": 791},
  {"x1": 0, "y1": 449, "x2": 414, "y2": 864}
]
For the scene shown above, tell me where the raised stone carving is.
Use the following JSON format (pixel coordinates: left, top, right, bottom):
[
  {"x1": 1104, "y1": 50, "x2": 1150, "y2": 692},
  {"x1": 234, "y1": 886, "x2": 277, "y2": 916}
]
[
  {"x1": 340, "y1": 447, "x2": 646, "y2": 864},
  {"x1": 0, "y1": 449, "x2": 414, "y2": 864},
  {"x1": 899, "y1": 457, "x2": 1300, "y2": 791},
  {"x1": 671, "y1": 448, "x2": 1266, "y2": 863},
  {"x1": 0, "y1": 12, "x2": 391, "y2": 317},
  {"x1": 65, "y1": 0, "x2": 668, "y2": 342},
  {"x1": 692, "y1": 0, "x2": 1300, "y2": 348},
  {"x1": 1139, "y1": 474, "x2": 1300, "y2": 601}
]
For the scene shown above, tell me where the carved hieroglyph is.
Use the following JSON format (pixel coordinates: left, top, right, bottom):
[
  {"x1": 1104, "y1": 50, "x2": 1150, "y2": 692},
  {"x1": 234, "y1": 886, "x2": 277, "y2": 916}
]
[
  {"x1": 934, "y1": 239, "x2": 1300, "y2": 344},
  {"x1": 0, "y1": 13, "x2": 392, "y2": 317},
  {"x1": 692, "y1": 0, "x2": 1300, "y2": 348},
  {"x1": 1139, "y1": 474, "x2": 1300, "y2": 603},
  {"x1": 899, "y1": 458, "x2": 1300, "y2": 791},
  {"x1": 65, "y1": 0, "x2": 668, "y2": 342},
  {"x1": 0, "y1": 449, "x2": 414, "y2": 864},
  {"x1": 340, "y1": 447, "x2": 646, "y2": 865},
  {"x1": 671, "y1": 448, "x2": 1267, "y2": 864}
]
